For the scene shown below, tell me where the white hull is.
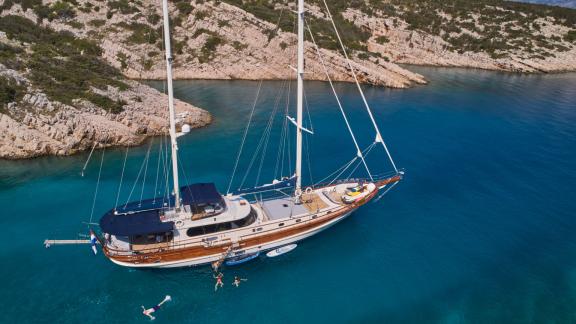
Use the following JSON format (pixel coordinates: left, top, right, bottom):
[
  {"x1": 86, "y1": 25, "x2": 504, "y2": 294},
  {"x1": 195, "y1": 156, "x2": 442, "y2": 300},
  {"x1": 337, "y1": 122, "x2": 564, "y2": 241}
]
[{"x1": 108, "y1": 210, "x2": 353, "y2": 269}]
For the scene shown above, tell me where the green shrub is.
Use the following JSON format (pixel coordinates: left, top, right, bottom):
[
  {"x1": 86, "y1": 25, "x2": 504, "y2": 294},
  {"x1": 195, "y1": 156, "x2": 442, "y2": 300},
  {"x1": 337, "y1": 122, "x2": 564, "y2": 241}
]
[
  {"x1": 195, "y1": 10, "x2": 208, "y2": 21},
  {"x1": 147, "y1": 13, "x2": 160, "y2": 25},
  {"x1": 232, "y1": 40, "x2": 248, "y2": 50},
  {"x1": 49, "y1": 1, "x2": 76, "y2": 21},
  {"x1": 89, "y1": 19, "x2": 106, "y2": 28},
  {"x1": 199, "y1": 34, "x2": 224, "y2": 62},
  {"x1": 176, "y1": 2, "x2": 193, "y2": 16},
  {"x1": 108, "y1": 0, "x2": 139, "y2": 14},
  {"x1": 117, "y1": 52, "x2": 129, "y2": 70},
  {"x1": 565, "y1": 30, "x2": 576, "y2": 43},
  {"x1": 0, "y1": 15, "x2": 128, "y2": 113},
  {"x1": 375, "y1": 35, "x2": 389, "y2": 44},
  {"x1": 0, "y1": 76, "x2": 24, "y2": 110},
  {"x1": 85, "y1": 92, "x2": 126, "y2": 113}
]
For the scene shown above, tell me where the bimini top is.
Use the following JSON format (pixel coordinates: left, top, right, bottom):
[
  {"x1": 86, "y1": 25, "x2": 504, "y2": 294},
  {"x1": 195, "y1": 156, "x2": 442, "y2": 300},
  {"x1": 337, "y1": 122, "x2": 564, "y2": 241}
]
[
  {"x1": 100, "y1": 209, "x2": 174, "y2": 236},
  {"x1": 181, "y1": 183, "x2": 223, "y2": 206}
]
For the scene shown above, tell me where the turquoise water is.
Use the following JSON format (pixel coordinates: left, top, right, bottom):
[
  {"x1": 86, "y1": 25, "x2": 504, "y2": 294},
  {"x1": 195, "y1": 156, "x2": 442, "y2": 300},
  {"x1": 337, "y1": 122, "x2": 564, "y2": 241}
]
[{"x1": 1, "y1": 67, "x2": 576, "y2": 323}]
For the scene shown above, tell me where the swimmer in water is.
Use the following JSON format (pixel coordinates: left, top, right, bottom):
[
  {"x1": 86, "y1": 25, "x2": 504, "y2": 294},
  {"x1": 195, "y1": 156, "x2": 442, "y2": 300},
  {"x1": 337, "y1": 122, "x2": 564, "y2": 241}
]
[
  {"x1": 232, "y1": 276, "x2": 247, "y2": 287},
  {"x1": 214, "y1": 272, "x2": 224, "y2": 291},
  {"x1": 141, "y1": 295, "x2": 172, "y2": 320}
]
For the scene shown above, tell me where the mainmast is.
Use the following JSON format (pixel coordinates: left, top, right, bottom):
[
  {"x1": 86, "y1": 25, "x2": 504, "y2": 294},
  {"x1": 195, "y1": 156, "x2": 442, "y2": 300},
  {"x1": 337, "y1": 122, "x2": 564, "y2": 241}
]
[
  {"x1": 295, "y1": 0, "x2": 304, "y2": 196},
  {"x1": 161, "y1": 0, "x2": 181, "y2": 210}
]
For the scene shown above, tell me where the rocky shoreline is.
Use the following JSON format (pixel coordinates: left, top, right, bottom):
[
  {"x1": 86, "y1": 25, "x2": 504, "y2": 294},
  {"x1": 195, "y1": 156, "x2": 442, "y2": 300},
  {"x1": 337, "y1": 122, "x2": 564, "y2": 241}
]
[
  {"x1": 1, "y1": 0, "x2": 575, "y2": 159},
  {"x1": 0, "y1": 72, "x2": 211, "y2": 159}
]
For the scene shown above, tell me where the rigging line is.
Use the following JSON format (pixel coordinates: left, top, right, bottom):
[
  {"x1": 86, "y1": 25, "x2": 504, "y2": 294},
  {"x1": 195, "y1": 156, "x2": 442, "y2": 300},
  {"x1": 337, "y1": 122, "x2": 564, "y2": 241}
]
[
  {"x1": 328, "y1": 157, "x2": 358, "y2": 186},
  {"x1": 254, "y1": 79, "x2": 286, "y2": 186},
  {"x1": 305, "y1": 19, "x2": 373, "y2": 181},
  {"x1": 305, "y1": 129, "x2": 314, "y2": 186},
  {"x1": 163, "y1": 134, "x2": 171, "y2": 208},
  {"x1": 274, "y1": 100, "x2": 288, "y2": 178},
  {"x1": 177, "y1": 153, "x2": 193, "y2": 207},
  {"x1": 374, "y1": 181, "x2": 399, "y2": 202},
  {"x1": 346, "y1": 142, "x2": 377, "y2": 180},
  {"x1": 321, "y1": 140, "x2": 376, "y2": 186},
  {"x1": 114, "y1": 147, "x2": 129, "y2": 210},
  {"x1": 153, "y1": 138, "x2": 163, "y2": 203},
  {"x1": 226, "y1": 80, "x2": 263, "y2": 194},
  {"x1": 123, "y1": 149, "x2": 149, "y2": 208},
  {"x1": 316, "y1": 156, "x2": 357, "y2": 185},
  {"x1": 274, "y1": 80, "x2": 291, "y2": 179},
  {"x1": 302, "y1": 86, "x2": 314, "y2": 133},
  {"x1": 89, "y1": 148, "x2": 106, "y2": 224},
  {"x1": 321, "y1": 0, "x2": 398, "y2": 173},
  {"x1": 80, "y1": 142, "x2": 98, "y2": 177},
  {"x1": 239, "y1": 83, "x2": 284, "y2": 188},
  {"x1": 241, "y1": 95, "x2": 278, "y2": 188},
  {"x1": 138, "y1": 143, "x2": 153, "y2": 206}
]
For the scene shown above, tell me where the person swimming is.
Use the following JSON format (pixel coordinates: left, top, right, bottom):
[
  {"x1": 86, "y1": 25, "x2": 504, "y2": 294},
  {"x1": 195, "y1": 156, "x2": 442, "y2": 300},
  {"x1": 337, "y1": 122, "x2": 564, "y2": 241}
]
[
  {"x1": 141, "y1": 295, "x2": 171, "y2": 320},
  {"x1": 214, "y1": 272, "x2": 224, "y2": 291},
  {"x1": 232, "y1": 276, "x2": 247, "y2": 287}
]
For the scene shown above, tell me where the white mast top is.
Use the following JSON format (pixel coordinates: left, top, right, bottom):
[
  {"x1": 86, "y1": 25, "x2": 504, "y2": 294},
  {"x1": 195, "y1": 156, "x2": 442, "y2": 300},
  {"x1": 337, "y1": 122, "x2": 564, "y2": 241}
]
[
  {"x1": 295, "y1": 0, "x2": 305, "y2": 195},
  {"x1": 161, "y1": 0, "x2": 181, "y2": 209}
]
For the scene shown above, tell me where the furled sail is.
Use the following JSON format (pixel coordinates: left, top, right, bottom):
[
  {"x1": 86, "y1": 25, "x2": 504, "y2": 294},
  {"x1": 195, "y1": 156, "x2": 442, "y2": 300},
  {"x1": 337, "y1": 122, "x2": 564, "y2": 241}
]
[{"x1": 234, "y1": 176, "x2": 297, "y2": 195}]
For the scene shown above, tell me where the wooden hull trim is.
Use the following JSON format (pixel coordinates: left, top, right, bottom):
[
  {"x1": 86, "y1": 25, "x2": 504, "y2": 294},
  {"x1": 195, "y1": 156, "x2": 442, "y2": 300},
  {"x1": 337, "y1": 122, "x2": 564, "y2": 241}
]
[
  {"x1": 102, "y1": 175, "x2": 400, "y2": 268},
  {"x1": 108, "y1": 209, "x2": 355, "y2": 268}
]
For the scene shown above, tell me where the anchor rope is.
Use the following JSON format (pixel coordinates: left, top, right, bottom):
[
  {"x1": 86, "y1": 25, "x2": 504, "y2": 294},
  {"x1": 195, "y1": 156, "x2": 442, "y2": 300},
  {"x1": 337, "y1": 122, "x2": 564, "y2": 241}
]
[
  {"x1": 89, "y1": 148, "x2": 105, "y2": 224},
  {"x1": 80, "y1": 142, "x2": 97, "y2": 177}
]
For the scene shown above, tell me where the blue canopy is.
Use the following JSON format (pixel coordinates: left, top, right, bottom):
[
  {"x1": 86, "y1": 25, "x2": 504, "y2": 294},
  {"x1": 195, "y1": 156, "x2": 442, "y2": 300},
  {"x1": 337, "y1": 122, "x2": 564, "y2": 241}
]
[
  {"x1": 114, "y1": 197, "x2": 175, "y2": 214},
  {"x1": 100, "y1": 209, "x2": 174, "y2": 236},
  {"x1": 181, "y1": 183, "x2": 223, "y2": 206}
]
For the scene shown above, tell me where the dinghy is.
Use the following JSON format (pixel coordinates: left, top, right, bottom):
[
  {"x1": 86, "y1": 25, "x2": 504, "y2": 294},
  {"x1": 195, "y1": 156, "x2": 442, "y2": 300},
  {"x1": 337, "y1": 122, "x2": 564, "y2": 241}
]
[
  {"x1": 266, "y1": 244, "x2": 297, "y2": 258},
  {"x1": 225, "y1": 252, "x2": 260, "y2": 266}
]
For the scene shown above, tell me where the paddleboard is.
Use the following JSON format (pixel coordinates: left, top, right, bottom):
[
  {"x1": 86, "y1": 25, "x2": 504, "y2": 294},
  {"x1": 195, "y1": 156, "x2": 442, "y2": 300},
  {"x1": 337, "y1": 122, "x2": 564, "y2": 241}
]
[
  {"x1": 266, "y1": 244, "x2": 297, "y2": 258},
  {"x1": 225, "y1": 252, "x2": 260, "y2": 266}
]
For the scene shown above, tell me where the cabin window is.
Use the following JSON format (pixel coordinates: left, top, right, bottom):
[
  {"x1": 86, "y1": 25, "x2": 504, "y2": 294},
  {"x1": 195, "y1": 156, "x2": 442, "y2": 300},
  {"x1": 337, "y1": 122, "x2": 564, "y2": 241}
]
[
  {"x1": 186, "y1": 227, "x2": 204, "y2": 237},
  {"x1": 295, "y1": 219, "x2": 301, "y2": 223},
  {"x1": 278, "y1": 223, "x2": 285, "y2": 227},
  {"x1": 232, "y1": 208, "x2": 257, "y2": 228},
  {"x1": 186, "y1": 208, "x2": 257, "y2": 237},
  {"x1": 130, "y1": 232, "x2": 172, "y2": 245}
]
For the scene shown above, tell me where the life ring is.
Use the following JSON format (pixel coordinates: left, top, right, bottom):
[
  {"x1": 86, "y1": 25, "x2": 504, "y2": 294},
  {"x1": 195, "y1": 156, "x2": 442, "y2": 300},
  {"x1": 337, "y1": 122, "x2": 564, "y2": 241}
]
[{"x1": 305, "y1": 187, "x2": 313, "y2": 194}]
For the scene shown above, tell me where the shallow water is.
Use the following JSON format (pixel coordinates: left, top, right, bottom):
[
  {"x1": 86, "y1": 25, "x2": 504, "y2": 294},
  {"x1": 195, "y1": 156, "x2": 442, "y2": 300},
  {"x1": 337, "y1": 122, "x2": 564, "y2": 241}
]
[{"x1": 1, "y1": 67, "x2": 575, "y2": 323}]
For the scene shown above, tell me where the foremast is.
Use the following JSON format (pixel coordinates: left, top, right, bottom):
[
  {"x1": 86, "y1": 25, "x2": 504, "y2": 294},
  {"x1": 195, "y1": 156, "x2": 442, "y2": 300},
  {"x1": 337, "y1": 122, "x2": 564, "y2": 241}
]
[
  {"x1": 295, "y1": 0, "x2": 305, "y2": 196},
  {"x1": 161, "y1": 0, "x2": 181, "y2": 210}
]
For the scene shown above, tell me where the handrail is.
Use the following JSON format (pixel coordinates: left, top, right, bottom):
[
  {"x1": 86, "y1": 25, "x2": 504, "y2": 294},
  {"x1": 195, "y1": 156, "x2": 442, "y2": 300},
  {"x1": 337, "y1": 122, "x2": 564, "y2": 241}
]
[{"x1": 103, "y1": 179, "x2": 392, "y2": 258}]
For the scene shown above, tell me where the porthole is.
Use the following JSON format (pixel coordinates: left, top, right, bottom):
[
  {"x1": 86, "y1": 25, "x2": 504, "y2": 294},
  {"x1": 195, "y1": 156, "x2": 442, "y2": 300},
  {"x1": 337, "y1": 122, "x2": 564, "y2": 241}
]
[
  {"x1": 278, "y1": 223, "x2": 285, "y2": 227},
  {"x1": 295, "y1": 219, "x2": 301, "y2": 223}
]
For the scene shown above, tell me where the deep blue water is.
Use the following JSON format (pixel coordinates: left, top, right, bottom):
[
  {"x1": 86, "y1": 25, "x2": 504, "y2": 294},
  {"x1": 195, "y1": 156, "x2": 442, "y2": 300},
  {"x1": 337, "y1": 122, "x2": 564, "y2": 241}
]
[{"x1": 1, "y1": 67, "x2": 575, "y2": 323}]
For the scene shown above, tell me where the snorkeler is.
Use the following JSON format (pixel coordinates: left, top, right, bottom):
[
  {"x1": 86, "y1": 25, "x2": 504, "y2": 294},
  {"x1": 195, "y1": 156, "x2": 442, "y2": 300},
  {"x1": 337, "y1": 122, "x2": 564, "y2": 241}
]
[
  {"x1": 214, "y1": 272, "x2": 224, "y2": 291},
  {"x1": 232, "y1": 276, "x2": 247, "y2": 287},
  {"x1": 141, "y1": 295, "x2": 172, "y2": 320}
]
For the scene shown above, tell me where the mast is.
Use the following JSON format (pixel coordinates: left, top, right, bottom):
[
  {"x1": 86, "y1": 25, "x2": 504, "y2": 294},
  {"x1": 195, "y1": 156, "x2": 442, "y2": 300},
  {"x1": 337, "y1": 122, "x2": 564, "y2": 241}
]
[
  {"x1": 295, "y1": 0, "x2": 304, "y2": 195},
  {"x1": 161, "y1": 0, "x2": 181, "y2": 210}
]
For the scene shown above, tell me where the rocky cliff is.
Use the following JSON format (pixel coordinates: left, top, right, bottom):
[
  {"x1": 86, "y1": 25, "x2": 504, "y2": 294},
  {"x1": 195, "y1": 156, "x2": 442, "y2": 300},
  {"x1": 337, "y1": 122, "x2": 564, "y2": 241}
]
[
  {"x1": 1, "y1": 0, "x2": 575, "y2": 159},
  {"x1": 0, "y1": 12, "x2": 211, "y2": 159}
]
